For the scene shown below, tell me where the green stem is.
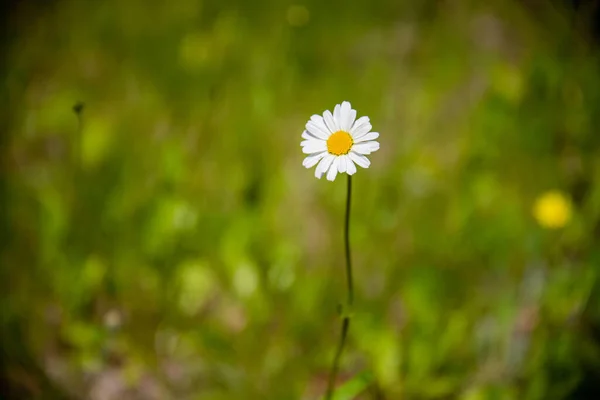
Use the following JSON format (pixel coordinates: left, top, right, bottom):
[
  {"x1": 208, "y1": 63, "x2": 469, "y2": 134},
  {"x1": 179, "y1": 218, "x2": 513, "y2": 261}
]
[
  {"x1": 72, "y1": 101, "x2": 84, "y2": 170},
  {"x1": 345, "y1": 175, "x2": 353, "y2": 307},
  {"x1": 325, "y1": 174, "x2": 353, "y2": 400}
]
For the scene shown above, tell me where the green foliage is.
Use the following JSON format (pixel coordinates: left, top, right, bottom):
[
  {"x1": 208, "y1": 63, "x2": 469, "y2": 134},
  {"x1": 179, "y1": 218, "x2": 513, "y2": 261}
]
[
  {"x1": 3, "y1": 0, "x2": 600, "y2": 399},
  {"x1": 328, "y1": 371, "x2": 373, "y2": 400}
]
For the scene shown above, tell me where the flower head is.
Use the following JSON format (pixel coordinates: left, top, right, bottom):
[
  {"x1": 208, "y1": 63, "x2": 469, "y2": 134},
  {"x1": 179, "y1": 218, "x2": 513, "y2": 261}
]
[
  {"x1": 300, "y1": 101, "x2": 380, "y2": 181},
  {"x1": 533, "y1": 190, "x2": 572, "y2": 229}
]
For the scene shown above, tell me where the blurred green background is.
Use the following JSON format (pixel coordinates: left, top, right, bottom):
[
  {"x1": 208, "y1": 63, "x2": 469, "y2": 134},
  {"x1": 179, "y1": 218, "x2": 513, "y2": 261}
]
[{"x1": 3, "y1": 0, "x2": 600, "y2": 399}]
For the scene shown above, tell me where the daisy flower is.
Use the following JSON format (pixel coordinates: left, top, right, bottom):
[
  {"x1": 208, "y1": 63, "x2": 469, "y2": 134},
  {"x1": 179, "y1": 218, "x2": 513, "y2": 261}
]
[{"x1": 300, "y1": 101, "x2": 380, "y2": 181}]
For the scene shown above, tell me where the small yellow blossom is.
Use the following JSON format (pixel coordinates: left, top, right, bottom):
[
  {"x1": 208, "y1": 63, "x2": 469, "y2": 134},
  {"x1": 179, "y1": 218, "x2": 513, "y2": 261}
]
[{"x1": 533, "y1": 190, "x2": 572, "y2": 229}]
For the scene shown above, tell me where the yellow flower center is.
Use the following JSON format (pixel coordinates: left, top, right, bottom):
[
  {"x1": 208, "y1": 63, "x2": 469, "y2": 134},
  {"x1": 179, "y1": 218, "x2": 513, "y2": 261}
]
[{"x1": 327, "y1": 131, "x2": 353, "y2": 155}]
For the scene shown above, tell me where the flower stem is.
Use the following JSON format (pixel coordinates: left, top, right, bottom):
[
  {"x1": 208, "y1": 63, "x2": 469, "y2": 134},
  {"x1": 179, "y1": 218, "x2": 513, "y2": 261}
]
[
  {"x1": 344, "y1": 174, "x2": 354, "y2": 307},
  {"x1": 325, "y1": 174, "x2": 353, "y2": 400}
]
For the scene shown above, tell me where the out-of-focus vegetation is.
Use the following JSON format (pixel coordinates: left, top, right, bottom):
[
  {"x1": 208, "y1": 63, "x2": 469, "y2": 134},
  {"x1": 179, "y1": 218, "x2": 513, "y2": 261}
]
[{"x1": 3, "y1": 0, "x2": 600, "y2": 399}]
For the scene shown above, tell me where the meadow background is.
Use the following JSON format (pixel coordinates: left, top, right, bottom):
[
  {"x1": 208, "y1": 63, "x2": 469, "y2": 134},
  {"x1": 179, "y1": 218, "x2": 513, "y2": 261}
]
[{"x1": 3, "y1": 0, "x2": 600, "y2": 399}]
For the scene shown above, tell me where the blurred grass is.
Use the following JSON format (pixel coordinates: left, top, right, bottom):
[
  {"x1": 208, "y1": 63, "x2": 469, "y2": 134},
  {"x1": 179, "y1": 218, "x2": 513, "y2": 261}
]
[{"x1": 3, "y1": 0, "x2": 600, "y2": 399}]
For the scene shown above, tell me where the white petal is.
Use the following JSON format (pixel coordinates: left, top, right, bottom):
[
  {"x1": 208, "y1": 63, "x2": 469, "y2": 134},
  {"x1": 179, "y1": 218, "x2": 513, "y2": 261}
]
[
  {"x1": 346, "y1": 157, "x2": 357, "y2": 175},
  {"x1": 338, "y1": 154, "x2": 347, "y2": 173},
  {"x1": 311, "y1": 114, "x2": 329, "y2": 127},
  {"x1": 350, "y1": 116, "x2": 372, "y2": 139},
  {"x1": 311, "y1": 114, "x2": 331, "y2": 130},
  {"x1": 333, "y1": 104, "x2": 342, "y2": 128},
  {"x1": 354, "y1": 131, "x2": 379, "y2": 143},
  {"x1": 315, "y1": 154, "x2": 335, "y2": 179},
  {"x1": 306, "y1": 116, "x2": 331, "y2": 139},
  {"x1": 301, "y1": 140, "x2": 327, "y2": 154},
  {"x1": 323, "y1": 110, "x2": 338, "y2": 132},
  {"x1": 340, "y1": 101, "x2": 356, "y2": 131},
  {"x1": 300, "y1": 139, "x2": 321, "y2": 147},
  {"x1": 302, "y1": 130, "x2": 317, "y2": 140},
  {"x1": 349, "y1": 151, "x2": 370, "y2": 168},
  {"x1": 327, "y1": 157, "x2": 340, "y2": 181},
  {"x1": 302, "y1": 152, "x2": 326, "y2": 168},
  {"x1": 352, "y1": 141, "x2": 380, "y2": 155}
]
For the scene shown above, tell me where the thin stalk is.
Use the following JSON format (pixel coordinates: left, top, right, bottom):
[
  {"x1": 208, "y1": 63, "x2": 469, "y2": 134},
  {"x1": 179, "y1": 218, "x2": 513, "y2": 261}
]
[
  {"x1": 72, "y1": 101, "x2": 84, "y2": 170},
  {"x1": 344, "y1": 175, "x2": 353, "y2": 307},
  {"x1": 325, "y1": 174, "x2": 353, "y2": 400}
]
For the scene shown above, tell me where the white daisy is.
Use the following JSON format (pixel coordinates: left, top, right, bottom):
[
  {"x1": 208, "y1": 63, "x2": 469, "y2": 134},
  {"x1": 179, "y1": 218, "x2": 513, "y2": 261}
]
[{"x1": 300, "y1": 101, "x2": 380, "y2": 181}]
